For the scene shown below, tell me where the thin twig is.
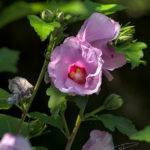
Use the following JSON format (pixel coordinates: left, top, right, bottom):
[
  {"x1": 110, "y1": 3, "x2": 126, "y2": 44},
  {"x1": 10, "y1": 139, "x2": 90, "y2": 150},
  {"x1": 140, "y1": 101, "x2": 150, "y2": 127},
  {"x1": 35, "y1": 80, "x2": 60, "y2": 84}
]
[{"x1": 17, "y1": 59, "x2": 48, "y2": 134}]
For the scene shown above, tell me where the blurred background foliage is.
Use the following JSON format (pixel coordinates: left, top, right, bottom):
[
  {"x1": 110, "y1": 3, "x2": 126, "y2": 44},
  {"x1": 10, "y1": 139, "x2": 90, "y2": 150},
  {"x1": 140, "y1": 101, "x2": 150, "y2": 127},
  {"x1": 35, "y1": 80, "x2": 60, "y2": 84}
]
[
  {"x1": 0, "y1": 0, "x2": 150, "y2": 149},
  {"x1": 99, "y1": 0, "x2": 150, "y2": 17}
]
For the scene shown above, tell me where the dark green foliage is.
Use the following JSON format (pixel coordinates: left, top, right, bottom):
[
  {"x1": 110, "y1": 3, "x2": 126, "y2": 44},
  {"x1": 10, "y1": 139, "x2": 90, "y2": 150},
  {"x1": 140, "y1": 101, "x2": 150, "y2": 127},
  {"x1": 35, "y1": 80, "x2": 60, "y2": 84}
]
[
  {"x1": 103, "y1": 94, "x2": 123, "y2": 110},
  {"x1": 0, "y1": 88, "x2": 11, "y2": 110},
  {"x1": 99, "y1": 114, "x2": 137, "y2": 137},
  {"x1": 68, "y1": 95, "x2": 88, "y2": 110},
  {"x1": 29, "y1": 111, "x2": 64, "y2": 130},
  {"x1": 28, "y1": 120, "x2": 47, "y2": 139},
  {"x1": 0, "y1": 114, "x2": 28, "y2": 137},
  {"x1": 0, "y1": 47, "x2": 20, "y2": 73}
]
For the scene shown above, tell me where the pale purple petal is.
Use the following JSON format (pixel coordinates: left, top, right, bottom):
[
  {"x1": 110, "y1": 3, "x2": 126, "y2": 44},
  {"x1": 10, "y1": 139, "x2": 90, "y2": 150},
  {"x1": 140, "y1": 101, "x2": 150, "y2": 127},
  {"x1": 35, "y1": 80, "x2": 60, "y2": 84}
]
[
  {"x1": 77, "y1": 12, "x2": 126, "y2": 78},
  {"x1": 0, "y1": 133, "x2": 31, "y2": 150},
  {"x1": 77, "y1": 13, "x2": 120, "y2": 43},
  {"x1": 64, "y1": 37, "x2": 102, "y2": 57},
  {"x1": 48, "y1": 38, "x2": 103, "y2": 95},
  {"x1": 92, "y1": 41, "x2": 126, "y2": 71},
  {"x1": 82, "y1": 130, "x2": 114, "y2": 150},
  {"x1": 14, "y1": 136, "x2": 31, "y2": 150},
  {"x1": 110, "y1": 19, "x2": 120, "y2": 40}
]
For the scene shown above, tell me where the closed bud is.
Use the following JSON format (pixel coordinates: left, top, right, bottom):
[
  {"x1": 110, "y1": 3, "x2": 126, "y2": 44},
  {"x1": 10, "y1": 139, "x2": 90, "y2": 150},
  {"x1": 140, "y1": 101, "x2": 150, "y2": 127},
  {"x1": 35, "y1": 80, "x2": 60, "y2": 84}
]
[
  {"x1": 28, "y1": 120, "x2": 47, "y2": 138},
  {"x1": 56, "y1": 11, "x2": 64, "y2": 22},
  {"x1": 41, "y1": 9, "x2": 53, "y2": 22},
  {"x1": 103, "y1": 94, "x2": 123, "y2": 110}
]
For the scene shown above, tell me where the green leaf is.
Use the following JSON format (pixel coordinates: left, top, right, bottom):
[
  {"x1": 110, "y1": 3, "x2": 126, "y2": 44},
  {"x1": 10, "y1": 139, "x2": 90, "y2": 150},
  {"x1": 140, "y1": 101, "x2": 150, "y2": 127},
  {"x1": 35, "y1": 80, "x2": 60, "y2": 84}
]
[
  {"x1": 0, "y1": 88, "x2": 9, "y2": 100},
  {"x1": 46, "y1": 85, "x2": 67, "y2": 118},
  {"x1": 130, "y1": 125, "x2": 150, "y2": 142},
  {"x1": 0, "y1": 47, "x2": 20, "y2": 73},
  {"x1": 96, "y1": 3, "x2": 127, "y2": 15},
  {"x1": 0, "y1": 88, "x2": 11, "y2": 110},
  {"x1": 27, "y1": 15, "x2": 60, "y2": 41},
  {"x1": 0, "y1": 114, "x2": 28, "y2": 138},
  {"x1": 114, "y1": 42, "x2": 147, "y2": 69},
  {"x1": 32, "y1": 147, "x2": 48, "y2": 150},
  {"x1": 103, "y1": 94, "x2": 123, "y2": 110},
  {"x1": 68, "y1": 95, "x2": 88, "y2": 110},
  {"x1": 29, "y1": 111, "x2": 64, "y2": 130},
  {"x1": 78, "y1": 0, "x2": 126, "y2": 20},
  {"x1": 99, "y1": 114, "x2": 137, "y2": 137}
]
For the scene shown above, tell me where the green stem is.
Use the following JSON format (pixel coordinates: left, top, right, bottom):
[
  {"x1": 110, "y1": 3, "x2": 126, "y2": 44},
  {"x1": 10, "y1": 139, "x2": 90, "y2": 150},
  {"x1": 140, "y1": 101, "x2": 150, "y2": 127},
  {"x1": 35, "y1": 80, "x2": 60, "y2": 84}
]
[
  {"x1": 61, "y1": 112, "x2": 70, "y2": 137},
  {"x1": 17, "y1": 59, "x2": 48, "y2": 134},
  {"x1": 65, "y1": 104, "x2": 86, "y2": 150},
  {"x1": 65, "y1": 112, "x2": 82, "y2": 150},
  {"x1": 84, "y1": 105, "x2": 105, "y2": 119}
]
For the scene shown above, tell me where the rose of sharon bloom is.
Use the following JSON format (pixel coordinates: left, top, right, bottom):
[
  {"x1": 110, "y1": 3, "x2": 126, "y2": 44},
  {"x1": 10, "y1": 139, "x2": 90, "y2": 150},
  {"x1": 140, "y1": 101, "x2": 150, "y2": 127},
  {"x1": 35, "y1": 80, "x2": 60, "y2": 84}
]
[
  {"x1": 77, "y1": 13, "x2": 126, "y2": 81},
  {"x1": 82, "y1": 130, "x2": 114, "y2": 150},
  {"x1": 48, "y1": 37, "x2": 103, "y2": 95},
  {"x1": 0, "y1": 133, "x2": 31, "y2": 150}
]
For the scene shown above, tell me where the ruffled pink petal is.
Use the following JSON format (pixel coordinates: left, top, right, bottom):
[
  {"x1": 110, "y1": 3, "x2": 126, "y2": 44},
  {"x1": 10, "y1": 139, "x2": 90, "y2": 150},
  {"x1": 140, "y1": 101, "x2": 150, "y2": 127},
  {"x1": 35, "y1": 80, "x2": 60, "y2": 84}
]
[
  {"x1": 82, "y1": 130, "x2": 114, "y2": 150},
  {"x1": 48, "y1": 38, "x2": 103, "y2": 95},
  {"x1": 77, "y1": 13, "x2": 120, "y2": 43},
  {"x1": 64, "y1": 58, "x2": 102, "y2": 96}
]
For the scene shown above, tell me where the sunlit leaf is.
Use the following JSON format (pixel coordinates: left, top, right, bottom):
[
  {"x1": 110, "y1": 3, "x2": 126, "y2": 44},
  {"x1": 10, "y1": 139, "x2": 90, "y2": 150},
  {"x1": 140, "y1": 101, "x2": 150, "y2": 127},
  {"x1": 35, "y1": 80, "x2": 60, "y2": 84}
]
[
  {"x1": 130, "y1": 125, "x2": 150, "y2": 142},
  {"x1": 0, "y1": 88, "x2": 11, "y2": 110},
  {"x1": 27, "y1": 15, "x2": 60, "y2": 41},
  {"x1": 0, "y1": 47, "x2": 20, "y2": 73},
  {"x1": 96, "y1": 3, "x2": 127, "y2": 15},
  {"x1": 114, "y1": 42, "x2": 147, "y2": 69},
  {"x1": 79, "y1": 0, "x2": 126, "y2": 19}
]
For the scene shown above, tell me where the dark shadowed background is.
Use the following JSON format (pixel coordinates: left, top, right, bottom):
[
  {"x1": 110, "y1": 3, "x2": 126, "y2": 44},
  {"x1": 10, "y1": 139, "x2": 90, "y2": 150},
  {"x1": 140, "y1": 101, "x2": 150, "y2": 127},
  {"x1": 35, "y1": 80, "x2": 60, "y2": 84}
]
[{"x1": 0, "y1": 0, "x2": 150, "y2": 149}]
